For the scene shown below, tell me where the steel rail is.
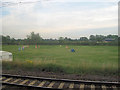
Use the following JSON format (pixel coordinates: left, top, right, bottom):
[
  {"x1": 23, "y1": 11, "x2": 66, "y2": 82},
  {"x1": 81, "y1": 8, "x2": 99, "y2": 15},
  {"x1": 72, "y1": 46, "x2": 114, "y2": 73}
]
[
  {"x1": 2, "y1": 74, "x2": 119, "y2": 86},
  {"x1": 1, "y1": 74, "x2": 120, "y2": 89}
]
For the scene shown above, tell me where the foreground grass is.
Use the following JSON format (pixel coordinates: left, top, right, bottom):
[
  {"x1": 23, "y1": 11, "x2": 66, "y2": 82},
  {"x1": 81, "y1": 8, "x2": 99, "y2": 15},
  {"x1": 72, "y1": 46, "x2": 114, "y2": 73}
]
[{"x1": 2, "y1": 45, "x2": 118, "y2": 75}]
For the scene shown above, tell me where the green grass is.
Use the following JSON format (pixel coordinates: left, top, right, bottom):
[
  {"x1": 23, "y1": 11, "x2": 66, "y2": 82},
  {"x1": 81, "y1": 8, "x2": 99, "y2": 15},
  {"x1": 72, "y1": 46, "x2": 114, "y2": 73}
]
[{"x1": 2, "y1": 45, "x2": 118, "y2": 75}]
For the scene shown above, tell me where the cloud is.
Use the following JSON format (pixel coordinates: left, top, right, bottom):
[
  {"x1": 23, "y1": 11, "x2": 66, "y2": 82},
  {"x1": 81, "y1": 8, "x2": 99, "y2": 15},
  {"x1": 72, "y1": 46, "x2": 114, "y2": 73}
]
[
  {"x1": 41, "y1": 0, "x2": 119, "y2": 3},
  {"x1": 1, "y1": 1, "x2": 118, "y2": 39}
]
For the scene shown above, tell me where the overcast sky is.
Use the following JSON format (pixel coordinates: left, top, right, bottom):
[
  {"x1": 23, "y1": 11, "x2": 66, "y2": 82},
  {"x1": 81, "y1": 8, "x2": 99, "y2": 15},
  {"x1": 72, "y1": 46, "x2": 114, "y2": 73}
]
[{"x1": 0, "y1": 0, "x2": 119, "y2": 39}]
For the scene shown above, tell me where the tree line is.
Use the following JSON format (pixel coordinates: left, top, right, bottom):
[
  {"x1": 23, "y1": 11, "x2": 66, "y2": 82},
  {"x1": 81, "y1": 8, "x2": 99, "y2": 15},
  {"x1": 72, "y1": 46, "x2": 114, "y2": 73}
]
[{"x1": 1, "y1": 32, "x2": 119, "y2": 46}]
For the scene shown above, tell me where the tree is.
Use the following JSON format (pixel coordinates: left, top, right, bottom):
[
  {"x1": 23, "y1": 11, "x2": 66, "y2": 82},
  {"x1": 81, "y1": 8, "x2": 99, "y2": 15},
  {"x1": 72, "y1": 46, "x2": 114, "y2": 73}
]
[
  {"x1": 26, "y1": 32, "x2": 42, "y2": 44},
  {"x1": 89, "y1": 35, "x2": 96, "y2": 41},
  {"x1": 80, "y1": 37, "x2": 88, "y2": 41},
  {"x1": 95, "y1": 35, "x2": 106, "y2": 42},
  {"x1": 10, "y1": 38, "x2": 16, "y2": 45},
  {"x1": 106, "y1": 35, "x2": 118, "y2": 41},
  {"x1": 2, "y1": 35, "x2": 11, "y2": 44},
  {"x1": 59, "y1": 37, "x2": 64, "y2": 44}
]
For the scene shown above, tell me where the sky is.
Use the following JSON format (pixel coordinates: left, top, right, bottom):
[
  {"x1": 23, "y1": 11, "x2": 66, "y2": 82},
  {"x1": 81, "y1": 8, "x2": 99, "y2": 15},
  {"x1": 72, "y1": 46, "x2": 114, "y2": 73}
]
[{"x1": 0, "y1": 0, "x2": 119, "y2": 39}]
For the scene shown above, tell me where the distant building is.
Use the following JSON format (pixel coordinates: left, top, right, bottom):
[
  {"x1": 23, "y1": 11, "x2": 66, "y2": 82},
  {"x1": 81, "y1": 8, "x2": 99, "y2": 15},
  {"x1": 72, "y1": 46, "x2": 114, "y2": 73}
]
[
  {"x1": 0, "y1": 51, "x2": 13, "y2": 61},
  {"x1": 104, "y1": 38, "x2": 115, "y2": 42}
]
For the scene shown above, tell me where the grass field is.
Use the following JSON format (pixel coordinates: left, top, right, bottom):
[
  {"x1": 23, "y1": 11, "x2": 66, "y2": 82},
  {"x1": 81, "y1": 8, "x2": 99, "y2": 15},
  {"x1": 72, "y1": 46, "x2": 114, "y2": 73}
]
[{"x1": 2, "y1": 45, "x2": 118, "y2": 75}]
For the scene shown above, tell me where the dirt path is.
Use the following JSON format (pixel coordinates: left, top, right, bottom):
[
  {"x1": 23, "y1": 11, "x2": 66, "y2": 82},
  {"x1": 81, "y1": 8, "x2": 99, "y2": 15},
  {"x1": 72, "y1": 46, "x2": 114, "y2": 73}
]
[{"x1": 2, "y1": 69, "x2": 118, "y2": 82}]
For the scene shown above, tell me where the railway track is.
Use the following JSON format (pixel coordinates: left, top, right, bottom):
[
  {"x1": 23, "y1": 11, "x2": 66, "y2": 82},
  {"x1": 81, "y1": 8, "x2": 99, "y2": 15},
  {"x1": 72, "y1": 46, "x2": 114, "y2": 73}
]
[{"x1": 1, "y1": 74, "x2": 120, "y2": 90}]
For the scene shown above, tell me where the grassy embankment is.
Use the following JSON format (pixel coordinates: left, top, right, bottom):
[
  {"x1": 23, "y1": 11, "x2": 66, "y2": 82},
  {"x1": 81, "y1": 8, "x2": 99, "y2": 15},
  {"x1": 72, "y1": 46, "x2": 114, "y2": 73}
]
[{"x1": 2, "y1": 45, "x2": 118, "y2": 75}]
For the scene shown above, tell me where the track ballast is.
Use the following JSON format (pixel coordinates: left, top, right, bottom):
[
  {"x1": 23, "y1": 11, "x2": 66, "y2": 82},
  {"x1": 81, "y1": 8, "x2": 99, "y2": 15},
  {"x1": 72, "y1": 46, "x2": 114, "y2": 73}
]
[{"x1": 1, "y1": 74, "x2": 120, "y2": 89}]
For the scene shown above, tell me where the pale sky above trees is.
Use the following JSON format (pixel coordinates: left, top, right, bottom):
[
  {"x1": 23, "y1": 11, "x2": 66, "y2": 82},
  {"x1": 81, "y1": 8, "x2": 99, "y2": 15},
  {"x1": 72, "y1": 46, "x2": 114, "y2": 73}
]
[{"x1": 0, "y1": 0, "x2": 119, "y2": 39}]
